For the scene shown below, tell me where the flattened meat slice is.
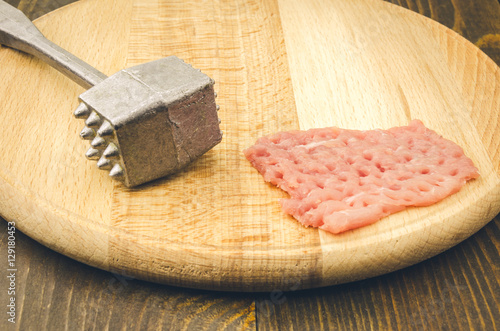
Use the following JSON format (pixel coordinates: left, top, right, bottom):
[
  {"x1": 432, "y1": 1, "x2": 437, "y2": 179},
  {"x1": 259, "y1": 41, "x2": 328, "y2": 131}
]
[{"x1": 244, "y1": 120, "x2": 479, "y2": 234}]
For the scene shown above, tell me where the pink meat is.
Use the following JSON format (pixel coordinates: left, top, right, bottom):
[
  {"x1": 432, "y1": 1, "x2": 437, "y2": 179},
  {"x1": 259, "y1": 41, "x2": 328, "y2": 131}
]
[{"x1": 244, "y1": 120, "x2": 479, "y2": 234}]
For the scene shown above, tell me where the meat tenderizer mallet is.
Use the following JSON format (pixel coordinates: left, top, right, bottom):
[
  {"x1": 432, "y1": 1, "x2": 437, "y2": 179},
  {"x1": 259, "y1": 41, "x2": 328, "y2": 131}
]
[{"x1": 0, "y1": 0, "x2": 222, "y2": 187}]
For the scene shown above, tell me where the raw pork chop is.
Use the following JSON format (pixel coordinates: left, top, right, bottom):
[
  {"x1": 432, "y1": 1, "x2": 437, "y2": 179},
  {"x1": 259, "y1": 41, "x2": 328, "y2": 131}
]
[{"x1": 244, "y1": 120, "x2": 479, "y2": 234}]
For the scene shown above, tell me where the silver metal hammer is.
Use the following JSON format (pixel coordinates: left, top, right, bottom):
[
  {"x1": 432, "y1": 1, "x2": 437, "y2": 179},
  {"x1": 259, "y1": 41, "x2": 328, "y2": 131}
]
[{"x1": 0, "y1": 1, "x2": 222, "y2": 187}]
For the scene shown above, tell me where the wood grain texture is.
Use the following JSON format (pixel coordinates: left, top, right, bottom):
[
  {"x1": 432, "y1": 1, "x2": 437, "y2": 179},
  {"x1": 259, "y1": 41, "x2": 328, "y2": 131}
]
[
  {"x1": 14, "y1": 0, "x2": 76, "y2": 19},
  {"x1": 1, "y1": 218, "x2": 497, "y2": 330},
  {"x1": 256, "y1": 217, "x2": 500, "y2": 330},
  {"x1": 0, "y1": 0, "x2": 499, "y2": 330},
  {"x1": 0, "y1": 221, "x2": 256, "y2": 330},
  {"x1": 107, "y1": 0, "x2": 318, "y2": 290},
  {"x1": 385, "y1": 0, "x2": 500, "y2": 65},
  {"x1": 0, "y1": 0, "x2": 499, "y2": 292}
]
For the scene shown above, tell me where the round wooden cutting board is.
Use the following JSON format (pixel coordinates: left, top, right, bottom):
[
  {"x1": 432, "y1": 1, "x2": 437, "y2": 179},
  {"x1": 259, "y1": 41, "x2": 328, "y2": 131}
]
[{"x1": 1, "y1": 0, "x2": 499, "y2": 292}]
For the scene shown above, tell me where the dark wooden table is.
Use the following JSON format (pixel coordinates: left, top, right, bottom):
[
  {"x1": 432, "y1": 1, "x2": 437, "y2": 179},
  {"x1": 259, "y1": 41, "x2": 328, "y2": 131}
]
[{"x1": 1, "y1": 0, "x2": 499, "y2": 330}]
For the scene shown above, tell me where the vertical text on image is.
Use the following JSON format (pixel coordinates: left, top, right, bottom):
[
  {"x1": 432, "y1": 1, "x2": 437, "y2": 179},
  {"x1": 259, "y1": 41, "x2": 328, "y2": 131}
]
[{"x1": 6, "y1": 221, "x2": 16, "y2": 324}]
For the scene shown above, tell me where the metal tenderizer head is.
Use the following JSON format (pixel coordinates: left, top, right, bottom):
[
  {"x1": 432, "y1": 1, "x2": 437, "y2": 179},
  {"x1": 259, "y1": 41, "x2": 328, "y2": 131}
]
[{"x1": 74, "y1": 56, "x2": 222, "y2": 187}]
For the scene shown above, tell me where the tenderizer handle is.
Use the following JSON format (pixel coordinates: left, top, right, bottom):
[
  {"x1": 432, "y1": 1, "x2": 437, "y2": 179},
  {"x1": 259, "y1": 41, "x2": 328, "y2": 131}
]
[{"x1": 0, "y1": 0, "x2": 106, "y2": 88}]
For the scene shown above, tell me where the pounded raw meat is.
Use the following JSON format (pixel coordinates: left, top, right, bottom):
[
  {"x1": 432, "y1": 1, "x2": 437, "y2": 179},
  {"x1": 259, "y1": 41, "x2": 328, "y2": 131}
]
[{"x1": 244, "y1": 120, "x2": 479, "y2": 234}]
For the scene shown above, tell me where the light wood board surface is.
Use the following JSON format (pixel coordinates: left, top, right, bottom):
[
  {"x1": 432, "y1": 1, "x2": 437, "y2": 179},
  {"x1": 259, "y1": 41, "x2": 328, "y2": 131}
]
[{"x1": 0, "y1": 0, "x2": 499, "y2": 291}]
